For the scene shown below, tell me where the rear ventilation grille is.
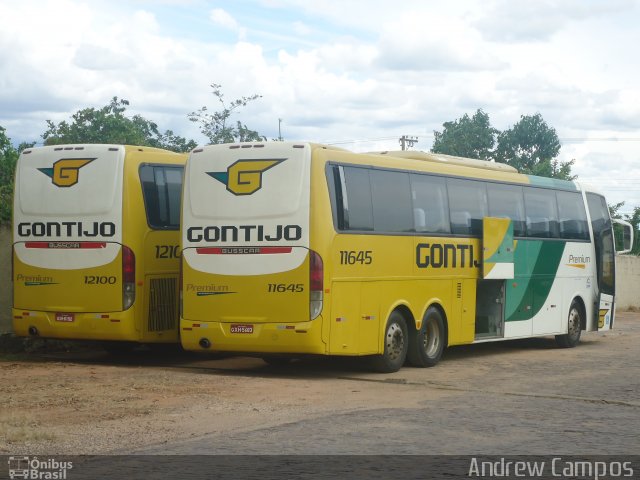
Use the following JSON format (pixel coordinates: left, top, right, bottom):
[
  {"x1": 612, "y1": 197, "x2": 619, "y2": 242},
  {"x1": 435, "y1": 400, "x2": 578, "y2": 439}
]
[
  {"x1": 457, "y1": 282, "x2": 462, "y2": 299},
  {"x1": 148, "y1": 277, "x2": 178, "y2": 332}
]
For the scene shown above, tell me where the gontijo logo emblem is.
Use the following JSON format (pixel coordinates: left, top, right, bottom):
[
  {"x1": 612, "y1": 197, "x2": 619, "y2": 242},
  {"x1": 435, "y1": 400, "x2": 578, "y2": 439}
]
[
  {"x1": 207, "y1": 158, "x2": 285, "y2": 195},
  {"x1": 38, "y1": 158, "x2": 95, "y2": 187}
]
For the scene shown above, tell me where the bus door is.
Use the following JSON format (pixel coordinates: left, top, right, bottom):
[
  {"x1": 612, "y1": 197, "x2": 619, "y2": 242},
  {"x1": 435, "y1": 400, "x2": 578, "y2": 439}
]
[
  {"x1": 586, "y1": 193, "x2": 633, "y2": 331},
  {"x1": 476, "y1": 217, "x2": 514, "y2": 339}
]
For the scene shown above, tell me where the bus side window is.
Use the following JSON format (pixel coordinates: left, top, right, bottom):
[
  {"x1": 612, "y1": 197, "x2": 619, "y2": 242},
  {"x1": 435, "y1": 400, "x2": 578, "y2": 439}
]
[
  {"x1": 139, "y1": 164, "x2": 184, "y2": 230},
  {"x1": 410, "y1": 174, "x2": 450, "y2": 234},
  {"x1": 524, "y1": 187, "x2": 559, "y2": 238},
  {"x1": 369, "y1": 170, "x2": 413, "y2": 233},
  {"x1": 342, "y1": 166, "x2": 374, "y2": 231},
  {"x1": 447, "y1": 178, "x2": 487, "y2": 236},
  {"x1": 557, "y1": 190, "x2": 589, "y2": 240},
  {"x1": 487, "y1": 183, "x2": 526, "y2": 236}
]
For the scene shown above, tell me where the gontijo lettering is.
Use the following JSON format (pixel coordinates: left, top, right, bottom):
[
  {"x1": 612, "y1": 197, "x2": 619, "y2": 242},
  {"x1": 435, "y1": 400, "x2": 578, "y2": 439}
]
[
  {"x1": 187, "y1": 224, "x2": 302, "y2": 243},
  {"x1": 416, "y1": 242, "x2": 481, "y2": 269},
  {"x1": 17, "y1": 221, "x2": 116, "y2": 238}
]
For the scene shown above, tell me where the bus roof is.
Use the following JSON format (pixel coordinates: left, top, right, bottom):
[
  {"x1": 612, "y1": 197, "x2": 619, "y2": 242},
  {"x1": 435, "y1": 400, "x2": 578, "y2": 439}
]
[{"x1": 367, "y1": 150, "x2": 519, "y2": 173}]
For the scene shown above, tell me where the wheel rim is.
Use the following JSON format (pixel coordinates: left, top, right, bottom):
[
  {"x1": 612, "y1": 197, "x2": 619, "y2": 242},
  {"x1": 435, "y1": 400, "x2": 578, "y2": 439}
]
[
  {"x1": 423, "y1": 318, "x2": 441, "y2": 358},
  {"x1": 568, "y1": 307, "x2": 581, "y2": 337},
  {"x1": 385, "y1": 322, "x2": 405, "y2": 361}
]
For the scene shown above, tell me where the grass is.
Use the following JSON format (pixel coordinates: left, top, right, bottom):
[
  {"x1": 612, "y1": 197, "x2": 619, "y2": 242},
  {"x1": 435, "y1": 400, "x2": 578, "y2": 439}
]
[{"x1": 0, "y1": 414, "x2": 55, "y2": 445}]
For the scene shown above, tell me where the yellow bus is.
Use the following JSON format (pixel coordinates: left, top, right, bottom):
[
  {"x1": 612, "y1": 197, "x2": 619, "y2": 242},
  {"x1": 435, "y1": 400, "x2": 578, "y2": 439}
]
[
  {"x1": 12, "y1": 144, "x2": 187, "y2": 351},
  {"x1": 179, "y1": 142, "x2": 632, "y2": 371}
]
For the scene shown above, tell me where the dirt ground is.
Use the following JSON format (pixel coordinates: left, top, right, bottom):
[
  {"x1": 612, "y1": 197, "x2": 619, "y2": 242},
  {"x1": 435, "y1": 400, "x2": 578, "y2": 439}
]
[
  {"x1": 1, "y1": 312, "x2": 639, "y2": 455},
  {"x1": 0, "y1": 346, "x2": 429, "y2": 455}
]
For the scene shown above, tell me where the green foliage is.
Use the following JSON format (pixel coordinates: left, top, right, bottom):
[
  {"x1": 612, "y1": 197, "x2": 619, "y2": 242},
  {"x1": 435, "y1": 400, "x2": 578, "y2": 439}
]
[
  {"x1": 0, "y1": 128, "x2": 34, "y2": 224},
  {"x1": 432, "y1": 111, "x2": 575, "y2": 180},
  {"x1": 188, "y1": 83, "x2": 266, "y2": 144},
  {"x1": 0, "y1": 127, "x2": 18, "y2": 223},
  {"x1": 494, "y1": 113, "x2": 574, "y2": 180},
  {"x1": 43, "y1": 97, "x2": 197, "y2": 153},
  {"x1": 432, "y1": 109, "x2": 498, "y2": 160}
]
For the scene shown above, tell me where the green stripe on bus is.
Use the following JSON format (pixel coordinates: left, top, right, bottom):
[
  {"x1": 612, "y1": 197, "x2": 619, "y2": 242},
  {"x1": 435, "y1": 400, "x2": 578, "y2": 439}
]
[
  {"x1": 527, "y1": 175, "x2": 578, "y2": 191},
  {"x1": 505, "y1": 240, "x2": 566, "y2": 321}
]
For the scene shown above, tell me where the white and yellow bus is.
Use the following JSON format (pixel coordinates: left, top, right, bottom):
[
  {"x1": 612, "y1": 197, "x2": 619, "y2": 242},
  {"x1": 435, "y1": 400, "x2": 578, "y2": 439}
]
[
  {"x1": 180, "y1": 142, "x2": 632, "y2": 371},
  {"x1": 12, "y1": 144, "x2": 187, "y2": 350}
]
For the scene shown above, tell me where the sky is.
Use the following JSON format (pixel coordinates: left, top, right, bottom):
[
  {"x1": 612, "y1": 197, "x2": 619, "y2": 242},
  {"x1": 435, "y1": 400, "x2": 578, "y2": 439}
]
[{"x1": 1, "y1": 0, "x2": 639, "y2": 213}]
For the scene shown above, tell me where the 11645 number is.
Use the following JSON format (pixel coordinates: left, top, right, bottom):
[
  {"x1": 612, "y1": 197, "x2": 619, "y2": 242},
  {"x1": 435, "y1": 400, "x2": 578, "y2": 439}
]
[{"x1": 339, "y1": 250, "x2": 373, "y2": 265}]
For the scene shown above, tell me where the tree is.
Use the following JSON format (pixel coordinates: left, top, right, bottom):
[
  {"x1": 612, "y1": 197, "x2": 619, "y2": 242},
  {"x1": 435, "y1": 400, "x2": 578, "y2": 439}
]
[
  {"x1": 0, "y1": 127, "x2": 34, "y2": 224},
  {"x1": 624, "y1": 206, "x2": 640, "y2": 255},
  {"x1": 43, "y1": 97, "x2": 197, "y2": 153},
  {"x1": 432, "y1": 109, "x2": 498, "y2": 160},
  {"x1": 188, "y1": 83, "x2": 266, "y2": 144},
  {"x1": 494, "y1": 113, "x2": 574, "y2": 180}
]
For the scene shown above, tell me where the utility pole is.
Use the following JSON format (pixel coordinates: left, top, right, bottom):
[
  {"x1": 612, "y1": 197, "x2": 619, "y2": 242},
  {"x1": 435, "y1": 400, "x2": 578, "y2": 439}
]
[
  {"x1": 399, "y1": 135, "x2": 418, "y2": 150},
  {"x1": 278, "y1": 118, "x2": 283, "y2": 141}
]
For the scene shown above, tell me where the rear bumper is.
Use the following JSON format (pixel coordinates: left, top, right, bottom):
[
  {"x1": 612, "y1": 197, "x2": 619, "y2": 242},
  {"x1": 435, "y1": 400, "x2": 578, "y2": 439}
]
[
  {"x1": 180, "y1": 316, "x2": 326, "y2": 354},
  {"x1": 12, "y1": 307, "x2": 140, "y2": 342}
]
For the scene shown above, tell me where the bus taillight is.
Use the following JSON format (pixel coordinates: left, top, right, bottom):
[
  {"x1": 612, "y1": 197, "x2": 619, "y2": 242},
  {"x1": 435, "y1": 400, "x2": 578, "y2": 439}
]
[
  {"x1": 122, "y1": 245, "x2": 135, "y2": 310},
  {"x1": 309, "y1": 250, "x2": 323, "y2": 320}
]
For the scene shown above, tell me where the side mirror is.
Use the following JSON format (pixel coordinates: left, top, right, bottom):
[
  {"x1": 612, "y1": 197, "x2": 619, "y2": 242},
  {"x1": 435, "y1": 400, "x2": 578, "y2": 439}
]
[{"x1": 613, "y1": 219, "x2": 634, "y2": 254}]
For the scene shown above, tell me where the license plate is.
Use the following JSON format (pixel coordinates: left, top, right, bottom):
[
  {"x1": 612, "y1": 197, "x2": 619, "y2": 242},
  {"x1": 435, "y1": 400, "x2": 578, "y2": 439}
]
[
  {"x1": 55, "y1": 312, "x2": 75, "y2": 322},
  {"x1": 230, "y1": 324, "x2": 253, "y2": 334}
]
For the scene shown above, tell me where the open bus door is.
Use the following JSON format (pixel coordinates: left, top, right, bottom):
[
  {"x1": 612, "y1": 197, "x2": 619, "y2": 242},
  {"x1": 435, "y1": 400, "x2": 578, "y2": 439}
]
[
  {"x1": 475, "y1": 217, "x2": 515, "y2": 339},
  {"x1": 596, "y1": 219, "x2": 634, "y2": 331}
]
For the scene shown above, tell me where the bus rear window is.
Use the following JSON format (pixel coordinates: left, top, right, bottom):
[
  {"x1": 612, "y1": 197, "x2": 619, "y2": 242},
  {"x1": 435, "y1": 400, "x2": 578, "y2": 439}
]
[{"x1": 140, "y1": 165, "x2": 184, "y2": 230}]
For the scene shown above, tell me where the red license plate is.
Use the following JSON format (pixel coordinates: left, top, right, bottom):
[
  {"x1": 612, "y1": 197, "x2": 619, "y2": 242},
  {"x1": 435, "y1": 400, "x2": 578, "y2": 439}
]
[
  {"x1": 55, "y1": 313, "x2": 75, "y2": 322},
  {"x1": 230, "y1": 324, "x2": 253, "y2": 334}
]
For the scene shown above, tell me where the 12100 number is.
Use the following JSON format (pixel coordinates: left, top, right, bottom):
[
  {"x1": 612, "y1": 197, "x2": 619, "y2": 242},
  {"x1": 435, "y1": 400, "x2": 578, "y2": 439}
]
[
  {"x1": 84, "y1": 275, "x2": 116, "y2": 285},
  {"x1": 155, "y1": 245, "x2": 180, "y2": 259}
]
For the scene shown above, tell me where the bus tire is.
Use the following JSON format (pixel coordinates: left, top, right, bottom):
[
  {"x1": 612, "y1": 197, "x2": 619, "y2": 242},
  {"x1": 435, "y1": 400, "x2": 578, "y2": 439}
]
[
  {"x1": 555, "y1": 300, "x2": 582, "y2": 348},
  {"x1": 407, "y1": 306, "x2": 446, "y2": 367},
  {"x1": 370, "y1": 311, "x2": 408, "y2": 373}
]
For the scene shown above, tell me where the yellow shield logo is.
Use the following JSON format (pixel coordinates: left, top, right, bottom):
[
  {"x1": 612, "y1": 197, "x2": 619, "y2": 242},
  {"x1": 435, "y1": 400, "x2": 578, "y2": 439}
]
[
  {"x1": 207, "y1": 158, "x2": 285, "y2": 195},
  {"x1": 38, "y1": 158, "x2": 95, "y2": 187}
]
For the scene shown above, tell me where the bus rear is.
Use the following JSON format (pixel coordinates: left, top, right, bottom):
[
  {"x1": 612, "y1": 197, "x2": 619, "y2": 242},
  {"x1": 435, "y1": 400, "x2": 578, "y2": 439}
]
[
  {"x1": 180, "y1": 142, "x2": 325, "y2": 354},
  {"x1": 13, "y1": 145, "x2": 132, "y2": 340}
]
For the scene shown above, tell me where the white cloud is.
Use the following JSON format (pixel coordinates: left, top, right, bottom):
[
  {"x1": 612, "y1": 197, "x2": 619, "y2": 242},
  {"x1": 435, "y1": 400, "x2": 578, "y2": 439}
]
[
  {"x1": 1, "y1": 0, "x2": 640, "y2": 208},
  {"x1": 209, "y1": 8, "x2": 246, "y2": 39},
  {"x1": 375, "y1": 11, "x2": 505, "y2": 72},
  {"x1": 210, "y1": 8, "x2": 239, "y2": 30},
  {"x1": 292, "y1": 21, "x2": 311, "y2": 36}
]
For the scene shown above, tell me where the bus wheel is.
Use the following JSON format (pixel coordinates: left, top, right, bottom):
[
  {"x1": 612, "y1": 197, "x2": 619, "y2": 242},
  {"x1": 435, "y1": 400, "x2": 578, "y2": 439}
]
[
  {"x1": 555, "y1": 300, "x2": 582, "y2": 348},
  {"x1": 370, "y1": 311, "x2": 408, "y2": 373},
  {"x1": 407, "y1": 306, "x2": 445, "y2": 367}
]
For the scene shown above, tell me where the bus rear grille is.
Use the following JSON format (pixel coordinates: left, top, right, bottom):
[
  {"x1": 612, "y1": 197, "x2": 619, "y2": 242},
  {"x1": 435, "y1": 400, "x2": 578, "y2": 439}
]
[{"x1": 148, "y1": 277, "x2": 178, "y2": 332}]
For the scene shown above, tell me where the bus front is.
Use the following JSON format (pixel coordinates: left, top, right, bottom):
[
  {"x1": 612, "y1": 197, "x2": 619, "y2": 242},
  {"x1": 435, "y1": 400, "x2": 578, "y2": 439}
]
[{"x1": 180, "y1": 142, "x2": 325, "y2": 356}]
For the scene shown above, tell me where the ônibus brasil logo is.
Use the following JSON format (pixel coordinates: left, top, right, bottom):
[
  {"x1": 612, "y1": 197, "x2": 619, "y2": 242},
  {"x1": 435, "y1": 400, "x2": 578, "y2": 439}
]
[
  {"x1": 38, "y1": 158, "x2": 95, "y2": 187},
  {"x1": 207, "y1": 158, "x2": 285, "y2": 196}
]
